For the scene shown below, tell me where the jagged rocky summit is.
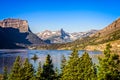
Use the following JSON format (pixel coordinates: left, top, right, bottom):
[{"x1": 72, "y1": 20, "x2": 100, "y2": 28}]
[
  {"x1": 0, "y1": 18, "x2": 45, "y2": 49},
  {"x1": 37, "y1": 28, "x2": 98, "y2": 43}
]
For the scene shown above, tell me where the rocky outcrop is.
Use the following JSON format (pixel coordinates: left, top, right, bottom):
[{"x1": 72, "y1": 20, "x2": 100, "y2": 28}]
[
  {"x1": 0, "y1": 18, "x2": 46, "y2": 49},
  {"x1": 60, "y1": 28, "x2": 70, "y2": 39},
  {"x1": 0, "y1": 18, "x2": 29, "y2": 32}
]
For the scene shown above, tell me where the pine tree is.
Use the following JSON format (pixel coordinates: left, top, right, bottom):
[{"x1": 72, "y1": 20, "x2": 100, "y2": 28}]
[
  {"x1": 61, "y1": 49, "x2": 80, "y2": 80},
  {"x1": 60, "y1": 55, "x2": 66, "y2": 79},
  {"x1": 22, "y1": 58, "x2": 34, "y2": 80},
  {"x1": 42, "y1": 54, "x2": 55, "y2": 80},
  {"x1": 36, "y1": 62, "x2": 42, "y2": 80},
  {"x1": 3, "y1": 66, "x2": 8, "y2": 80},
  {"x1": 55, "y1": 67, "x2": 60, "y2": 80},
  {"x1": 61, "y1": 55, "x2": 66, "y2": 71},
  {"x1": 98, "y1": 43, "x2": 120, "y2": 80},
  {"x1": 8, "y1": 56, "x2": 22, "y2": 80},
  {"x1": 78, "y1": 52, "x2": 97, "y2": 80}
]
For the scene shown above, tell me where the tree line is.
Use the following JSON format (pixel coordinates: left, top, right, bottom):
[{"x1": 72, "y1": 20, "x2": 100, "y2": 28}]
[{"x1": 3, "y1": 44, "x2": 120, "y2": 80}]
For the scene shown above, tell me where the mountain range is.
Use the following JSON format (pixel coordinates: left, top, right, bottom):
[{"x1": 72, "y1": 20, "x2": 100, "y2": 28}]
[
  {"x1": 36, "y1": 29, "x2": 98, "y2": 43},
  {"x1": 0, "y1": 18, "x2": 120, "y2": 50},
  {"x1": 50, "y1": 18, "x2": 120, "y2": 51}
]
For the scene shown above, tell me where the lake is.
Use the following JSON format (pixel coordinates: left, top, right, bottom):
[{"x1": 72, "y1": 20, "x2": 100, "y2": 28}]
[{"x1": 0, "y1": 49, "x2": 101, "y2": 73}]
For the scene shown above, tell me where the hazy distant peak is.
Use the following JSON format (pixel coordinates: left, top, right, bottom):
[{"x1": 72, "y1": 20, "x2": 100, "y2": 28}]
[{"x1": 37, "y1": 28, "x2": 98, "y2": 43}]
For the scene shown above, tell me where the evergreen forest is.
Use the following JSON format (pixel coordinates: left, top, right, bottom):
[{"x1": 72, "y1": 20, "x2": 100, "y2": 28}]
[{"x1": 2, "y1": 44, "x2": 120, "y2": 80}]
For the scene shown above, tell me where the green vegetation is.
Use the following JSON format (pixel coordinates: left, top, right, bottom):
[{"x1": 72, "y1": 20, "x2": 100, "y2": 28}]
[
  {"x1": 2, "y1": 44, "x2": 120, "y2": 80},
  {"x1": 42, "y1": 54, "x2": 55, "y2": 80},
  {"x1": 60, "y1": 55, "x2": 66, "y2": 74},
  {"x1": 22, "y1": 58, "x2": 35, "y2": 80},
  {"x1": 78, "y1": 52, "x2": 97, "y2": 80},
  {"x1": 3, "y1": 66, "x2": 8, "y2": 80},
  {"x1": 8, "y1": 56, "x2": 35, "y2": 80},
  {"x1": 8, "y1": 56, "x2": 22, "y2": 80},
  {"x1": 61, "y1": 49, "x2": 97, "y2": 80},
  {"x1": 54, "y1": 67, "x2": 60, "y2": 80},
  {"x1": 61, "y1": 49, "x2": 80, "y2": 80},
  {"x1": 98, "y1": 43, "x2": 120, "y2": 80},
  {"x1": 31, "y1": 54, "x2": 38, "y2": 61},
  {"x1": 36, "y1": 62, "x2": 42, "y2": 80}
]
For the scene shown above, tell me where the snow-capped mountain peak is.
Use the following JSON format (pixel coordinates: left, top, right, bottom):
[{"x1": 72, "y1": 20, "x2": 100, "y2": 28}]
[{"x1": 36, "y1": 29, "x2": 98, "y2": 43}]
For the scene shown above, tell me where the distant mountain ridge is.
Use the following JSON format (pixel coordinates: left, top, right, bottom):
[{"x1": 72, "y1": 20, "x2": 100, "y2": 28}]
[
  {"x1": 0, "y1": 18, "x2": 45, "y2": 49},
  {"x1": 36, "y1": 29, "x2": 98, "y2": 43},
  {"x1": 55, "y1": 18, "x2": 120, "y2": 50}
]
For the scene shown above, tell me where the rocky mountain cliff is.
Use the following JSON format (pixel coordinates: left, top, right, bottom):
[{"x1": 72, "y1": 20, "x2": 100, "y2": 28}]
[
  {"x1": 36, "y1": 29, "x2": 97, "y2": 43},
  {"x1": 0, "y1": 18, "x2": 45, "y2": 49},
  {"x1": 0, "y1": 18, "x2": 29, "y2": 32}
]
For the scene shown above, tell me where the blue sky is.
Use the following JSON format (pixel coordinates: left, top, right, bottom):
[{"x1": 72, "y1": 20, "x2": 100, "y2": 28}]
[{"x1": 0, "y1": 0, "x2": 120, "y2": 33}]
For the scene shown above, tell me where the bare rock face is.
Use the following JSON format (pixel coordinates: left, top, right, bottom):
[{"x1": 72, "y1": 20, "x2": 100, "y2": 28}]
[{"x1": 0, "y1": 18, "x2": 28, "y2": 32}]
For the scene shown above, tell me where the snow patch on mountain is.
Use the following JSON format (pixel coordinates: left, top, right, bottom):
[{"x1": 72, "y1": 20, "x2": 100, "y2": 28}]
[{"x1": 36, "y1": 29, "x2": 98, "y2": 43}]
